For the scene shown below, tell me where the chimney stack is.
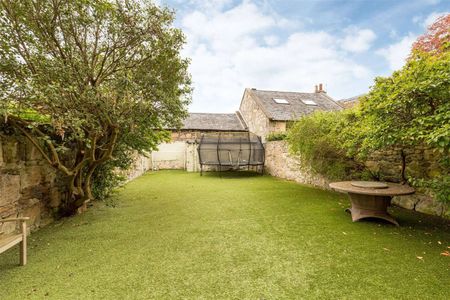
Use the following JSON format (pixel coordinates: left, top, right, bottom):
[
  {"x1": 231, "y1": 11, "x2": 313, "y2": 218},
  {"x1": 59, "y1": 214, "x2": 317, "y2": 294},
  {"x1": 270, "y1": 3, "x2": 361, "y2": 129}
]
[{"x1": 315, "y1": 83, "x2": 326, "y2": 93}]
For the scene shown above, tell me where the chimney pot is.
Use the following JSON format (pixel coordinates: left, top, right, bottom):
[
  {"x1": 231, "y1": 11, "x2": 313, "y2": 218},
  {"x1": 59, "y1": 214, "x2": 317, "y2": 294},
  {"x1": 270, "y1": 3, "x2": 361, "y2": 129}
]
[
  {"x1": 315, "y1": 85, "x2": 318, "y2": 93},
  {"x1": 319, "y1": 83, "x2": 323, "y2": 91}
]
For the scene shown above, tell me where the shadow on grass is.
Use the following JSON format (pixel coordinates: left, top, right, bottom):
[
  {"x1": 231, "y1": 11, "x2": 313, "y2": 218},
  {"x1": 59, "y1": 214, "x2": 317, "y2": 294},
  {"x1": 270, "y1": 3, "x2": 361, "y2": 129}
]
[
  {"x1": 201, "y1": 170, "x2": 263, "y2": 179},
  {"x1": 0, "y1": 258, "x2": 20, "y2": 271},
  {"x1": 391, "y1": 206, "x2": 450, "y2": 231}
]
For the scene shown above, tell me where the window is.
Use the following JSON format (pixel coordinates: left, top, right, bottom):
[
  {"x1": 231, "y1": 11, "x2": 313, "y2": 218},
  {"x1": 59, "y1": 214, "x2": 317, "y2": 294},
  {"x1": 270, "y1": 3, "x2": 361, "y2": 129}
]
[
  {"x1": 302, "y1": 99, "x2": 318, "y2": 106},
  {"x1": 273, "y1": 98, "x2": 289, "y2": 104}
]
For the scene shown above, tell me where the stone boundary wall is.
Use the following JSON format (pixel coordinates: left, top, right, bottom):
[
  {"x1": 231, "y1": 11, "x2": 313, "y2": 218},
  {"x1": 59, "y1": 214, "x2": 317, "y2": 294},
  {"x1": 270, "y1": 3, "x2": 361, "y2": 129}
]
[
  {"x1": 118, "y1": 151, "x2": 152, "y2": 182},
  {"x1": 1, "y1": 135, "x2": 152, "y2": 235},
  {"x1": 264, "y1": 141, "x2": 329, "y2": 188},
  {"x1": 0, "y1": 135, "x2": 66, "y2": 234},
  {"x1": 264, "y1": 141, "x2": 447, "y2": 217}
]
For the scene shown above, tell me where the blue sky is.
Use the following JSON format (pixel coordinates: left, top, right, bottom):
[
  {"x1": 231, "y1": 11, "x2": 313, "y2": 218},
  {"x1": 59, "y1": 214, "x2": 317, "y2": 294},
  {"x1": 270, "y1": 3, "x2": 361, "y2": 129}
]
[{"x1": 159, "y1": 0, "x2": 449, "y2": 113}]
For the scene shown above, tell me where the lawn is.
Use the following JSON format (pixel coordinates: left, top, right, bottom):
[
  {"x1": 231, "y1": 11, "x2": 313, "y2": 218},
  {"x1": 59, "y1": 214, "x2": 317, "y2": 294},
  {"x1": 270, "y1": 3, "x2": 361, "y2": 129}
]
[{"x1": 1, "y1": 171, "x2": 449, "y2": 299}]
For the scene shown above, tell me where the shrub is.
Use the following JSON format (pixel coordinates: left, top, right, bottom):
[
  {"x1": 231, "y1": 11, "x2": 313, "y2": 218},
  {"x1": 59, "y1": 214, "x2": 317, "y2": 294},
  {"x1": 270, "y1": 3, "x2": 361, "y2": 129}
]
[
  {"x1": 287, "y1": 110, "x2": 368, "y2": 180},
  {"x1": 266, "y1": 132, "x2": 287, "y2": 141}
]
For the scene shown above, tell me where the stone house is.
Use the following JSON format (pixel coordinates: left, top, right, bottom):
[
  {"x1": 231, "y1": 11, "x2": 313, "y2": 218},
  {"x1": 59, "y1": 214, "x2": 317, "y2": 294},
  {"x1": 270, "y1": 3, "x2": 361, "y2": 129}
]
[
  {"x1": 338, "y1": 94, "x2": 365, "y2": 109},
  {"x1": 152, "y1": 112, "x2": 247, "y2": 171},
  {"x1": 239, "y1": 85, "x2": 342, "y2": 141}
]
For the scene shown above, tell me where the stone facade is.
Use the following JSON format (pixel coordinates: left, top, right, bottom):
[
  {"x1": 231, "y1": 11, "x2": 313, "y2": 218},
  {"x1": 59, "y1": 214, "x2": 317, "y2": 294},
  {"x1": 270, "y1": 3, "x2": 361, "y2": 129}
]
[
  {"x1": 238, "y1": 94, "x2": 302, "y2": 142},
  {"x1": 269, "y1": 121, "x2": 287, "y2": 134},
  {"x1": 239, "y1": 88, "x2": 342, "y2": 142},
  {"x1": 239, "y1": 92, "x2": 272, "y2": 141},
  {"x1": 171, "y1": 130, "x2": 203, "y2": 142},
  {"x1": 1, "y1": 134, "x2": 153, "y2": 234},
  {"x1": 264, "y1": 141, "x2": 447, "y2": 217}
]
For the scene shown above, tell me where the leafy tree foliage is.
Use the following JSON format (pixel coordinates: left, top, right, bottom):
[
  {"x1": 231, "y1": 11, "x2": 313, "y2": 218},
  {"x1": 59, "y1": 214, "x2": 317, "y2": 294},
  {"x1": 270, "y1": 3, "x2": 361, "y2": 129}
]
[
  {"x1": 412, "y1": 14, "x2": 450, "y2": 54},
  {"x1": 288, "y1": 110, "x2": 369, "y2": 180},
  {"x1": 288, "y1": 16, "x2": 449, "y2": 204},
  {"x1": 358, "y1": 48, "x2": 449, "y2": 201},
  {"x1": 359, "y1": 50, "x2": 449, "y2": 155},
  {"x1": 0, "y1": 0, "x2": 191, "y2": 214}
]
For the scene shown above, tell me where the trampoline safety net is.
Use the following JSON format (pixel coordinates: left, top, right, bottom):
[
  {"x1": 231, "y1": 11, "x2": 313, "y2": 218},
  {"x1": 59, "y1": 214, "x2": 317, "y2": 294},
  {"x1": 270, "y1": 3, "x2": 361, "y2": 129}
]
[{"x1": 198, "y1": 132, "x2": 265, "y2": 175}]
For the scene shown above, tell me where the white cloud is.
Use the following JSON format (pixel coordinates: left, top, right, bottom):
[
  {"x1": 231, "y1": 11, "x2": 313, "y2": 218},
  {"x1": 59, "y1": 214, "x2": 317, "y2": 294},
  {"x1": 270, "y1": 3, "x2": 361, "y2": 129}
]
[
  {"x1": 423, "y1": 11, "x2": 449, "y2": 27},
  {"x1": 181, "y1": 1, "x2": 374, "y2": 112},
  {"x1": 263, "y1": 35, "x2": 279, "y2": 46},
  {"x1": 377, "y1": 34, "x2": 416, "y2": 71},
  {"x1": 341, "y1": 28, "x2": 377, "y2": 53}
]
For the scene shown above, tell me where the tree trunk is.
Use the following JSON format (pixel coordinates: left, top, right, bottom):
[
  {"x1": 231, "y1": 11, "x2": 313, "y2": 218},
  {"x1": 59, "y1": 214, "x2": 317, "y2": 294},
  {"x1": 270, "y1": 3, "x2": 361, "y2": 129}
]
[
  {"x1": 400, "y1": 149, "x2": 407, "y2": 184},
  {"x1": 9, "y1": 117, "x2": 119, "y2": 216}
]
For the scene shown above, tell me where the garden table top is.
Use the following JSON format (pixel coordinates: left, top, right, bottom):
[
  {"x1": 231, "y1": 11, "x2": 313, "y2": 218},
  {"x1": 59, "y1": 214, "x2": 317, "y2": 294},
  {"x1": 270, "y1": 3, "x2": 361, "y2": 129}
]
[
  {"x1": 329, "y1": 181, "x2": 415, "y2": 226},
  {"x1": 329, "y1": 181, "x2": 415, "y2": 196}
]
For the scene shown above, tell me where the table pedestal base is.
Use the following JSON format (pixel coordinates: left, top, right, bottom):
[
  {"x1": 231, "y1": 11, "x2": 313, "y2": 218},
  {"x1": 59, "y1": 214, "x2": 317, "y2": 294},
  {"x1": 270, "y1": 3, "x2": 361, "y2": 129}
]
[{"x1": 346, "y1": 193, "x2": 399, "y2": 226}]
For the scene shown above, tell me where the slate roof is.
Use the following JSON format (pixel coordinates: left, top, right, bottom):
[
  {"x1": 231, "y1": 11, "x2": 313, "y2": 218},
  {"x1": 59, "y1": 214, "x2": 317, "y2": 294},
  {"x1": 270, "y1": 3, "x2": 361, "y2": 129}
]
[
  {"x1": 338, "y1": 94, "x2": 365, "y2": 109},
  {"x1": 179, "y1": 112, "x2": 247, "y2": 131},
  {"x1": 246, "y1": 88, "x2": 342, "y2": 121}
]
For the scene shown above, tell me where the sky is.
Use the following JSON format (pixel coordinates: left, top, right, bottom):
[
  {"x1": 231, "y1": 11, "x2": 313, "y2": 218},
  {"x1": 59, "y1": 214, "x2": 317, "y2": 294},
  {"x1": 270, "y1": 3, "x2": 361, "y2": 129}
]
[{"x1": 158, "y1": 0, "x2": 449, "y2": 113}]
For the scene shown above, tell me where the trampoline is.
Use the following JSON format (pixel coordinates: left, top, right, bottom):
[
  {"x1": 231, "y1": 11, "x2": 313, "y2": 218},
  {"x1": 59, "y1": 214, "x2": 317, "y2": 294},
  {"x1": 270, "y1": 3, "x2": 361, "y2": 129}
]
[{"x1": 198, "y1": 132, "x2": 265, "y2": 175}]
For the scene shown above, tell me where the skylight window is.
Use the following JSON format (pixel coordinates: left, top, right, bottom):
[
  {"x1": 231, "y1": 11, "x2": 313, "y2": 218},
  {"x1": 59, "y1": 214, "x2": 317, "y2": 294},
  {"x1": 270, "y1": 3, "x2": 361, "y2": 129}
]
[
  {"x1": 273, "y1": 98, "x2": 289, "y2": 104},
  {"x1": 302, "y1": 100, "x2": 318, "y2": 106}
]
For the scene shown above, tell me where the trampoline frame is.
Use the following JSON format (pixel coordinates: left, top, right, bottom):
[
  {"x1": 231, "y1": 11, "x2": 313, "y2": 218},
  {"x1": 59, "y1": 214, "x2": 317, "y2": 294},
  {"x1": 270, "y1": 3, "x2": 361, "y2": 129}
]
[{"x1": 198, "y1": 132, "x2": 265, "y2": 176}]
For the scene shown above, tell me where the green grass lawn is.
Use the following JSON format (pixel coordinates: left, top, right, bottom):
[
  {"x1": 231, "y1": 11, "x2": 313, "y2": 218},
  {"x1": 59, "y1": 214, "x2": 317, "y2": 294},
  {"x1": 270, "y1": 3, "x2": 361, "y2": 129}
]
[{"x1": 1, "y1": 171, "x2": 449, "y2": 299}]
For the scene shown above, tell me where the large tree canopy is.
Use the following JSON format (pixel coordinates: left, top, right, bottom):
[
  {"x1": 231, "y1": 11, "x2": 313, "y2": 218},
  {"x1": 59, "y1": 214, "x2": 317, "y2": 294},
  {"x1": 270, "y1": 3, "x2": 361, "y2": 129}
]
[{"x1": 0, "y1": 0, "x2": 191, "y2": 214}]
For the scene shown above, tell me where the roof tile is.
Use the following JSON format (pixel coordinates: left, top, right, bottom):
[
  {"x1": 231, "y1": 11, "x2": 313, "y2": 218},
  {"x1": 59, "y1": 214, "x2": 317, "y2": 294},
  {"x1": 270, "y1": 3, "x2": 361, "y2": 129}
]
[
  {"x1": 180, "y1": 113, "x2": 247, "y2": 131},
  {"x1": 248, "y1": 89, "x2": 342, "y2": 121}
]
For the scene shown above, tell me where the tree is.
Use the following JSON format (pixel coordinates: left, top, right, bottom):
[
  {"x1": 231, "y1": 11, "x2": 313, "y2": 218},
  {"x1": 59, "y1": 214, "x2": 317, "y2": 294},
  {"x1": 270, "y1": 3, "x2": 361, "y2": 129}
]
[
  {"x1": 0, "y1": 0, "x2": 191, "y2": 214},
  {"x1": 412, "y1": 14, "x2": 450, "y2": 54},
  {"x1": 357, "y1": 16, "x2": 449, "y2": 201},
  {"x1": 357, "y1": 46, "x2": 449, "y2": 201}
]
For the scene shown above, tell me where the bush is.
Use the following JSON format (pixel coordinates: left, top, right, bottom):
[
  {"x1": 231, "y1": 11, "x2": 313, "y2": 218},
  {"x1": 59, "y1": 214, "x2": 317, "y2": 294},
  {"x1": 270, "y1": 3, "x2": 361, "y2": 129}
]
[
  {"x1": 91, "y1": 148, "x2": 134, "y2": 201},
  {"x1": 266, "y1": 132, "x2": 287, "y2": 141},
  {"x1": 287, "y1": 110, "x2": 368, "y2": 180}
]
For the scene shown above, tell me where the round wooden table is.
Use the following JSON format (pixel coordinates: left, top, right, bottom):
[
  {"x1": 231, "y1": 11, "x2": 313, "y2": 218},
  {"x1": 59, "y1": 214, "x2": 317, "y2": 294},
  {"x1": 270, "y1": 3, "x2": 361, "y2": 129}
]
[{"x1": 329, "y1": 181, "x2": 415, "y2": 226}]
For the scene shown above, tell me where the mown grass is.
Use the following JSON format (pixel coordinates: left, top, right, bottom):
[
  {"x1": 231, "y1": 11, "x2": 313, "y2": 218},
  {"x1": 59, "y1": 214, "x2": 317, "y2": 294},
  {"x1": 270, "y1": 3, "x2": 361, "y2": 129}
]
[{"x1": 1, "y1": 170, "x2": 449, "y2": 299}]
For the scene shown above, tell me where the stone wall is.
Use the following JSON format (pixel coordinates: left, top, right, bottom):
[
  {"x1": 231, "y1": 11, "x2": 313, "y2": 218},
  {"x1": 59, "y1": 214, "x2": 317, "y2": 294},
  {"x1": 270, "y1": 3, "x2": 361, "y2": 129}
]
[
  {"x1": 365, "y1": 146, "x2": 446, "y2": 216},
  {"x1": 239, "y1": 90, "x2": 270, "y2": 141},
  {"x1": 265, "y1": 141, "x2": 329, "y2": 188},
  {"x1": 365, "y1": 147, "x2": 441, "y2": 182},
  {"x1": 119, "y1": 151, "x2": 152, "y2": 182},
  {"x1": 264, "y1": 140, "x2": 447, "y2": 217},
  {"x1": 1, "y1": 134, "x2": 154, "y2": 234},
  {"x1": 0, "y1": 135, "x2": 67, "y2": 234},
  {"x1": 269, "y1": 121, "x2": 287, "y2": 134}
]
